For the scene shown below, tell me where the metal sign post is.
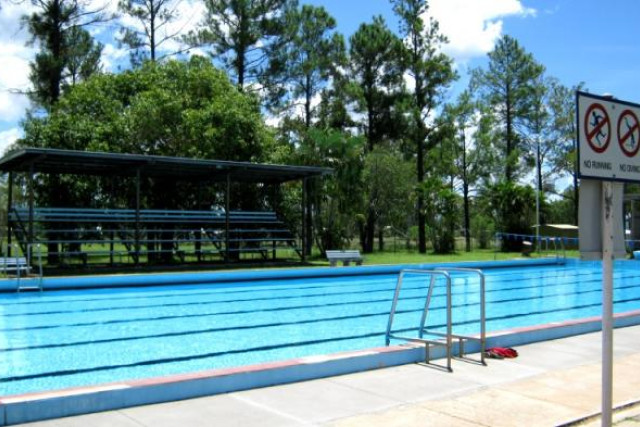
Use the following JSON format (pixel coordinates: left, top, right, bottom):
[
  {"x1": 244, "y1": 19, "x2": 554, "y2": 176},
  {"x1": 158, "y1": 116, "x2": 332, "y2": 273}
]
[
  {"x1": 601, "y1": 181, "x2": 614, "y2": 426},
  {"x1": 577, "y1": 91, "x2": 640, "y2": 427}
]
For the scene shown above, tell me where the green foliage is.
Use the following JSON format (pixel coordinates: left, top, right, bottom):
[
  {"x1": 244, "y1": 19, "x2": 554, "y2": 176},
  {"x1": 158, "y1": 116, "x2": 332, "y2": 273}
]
[
  {"x1": 391, "y1": 0, "x2": 457, "y2": 254},
  {"x1": 363, "y1": 146, "x2": 414, "y2": 234},
  {"x1": 346, "y1": 15, "x2": 407, "y2": 253},
  {"x1": 471, "y1": 35, "x2": 545, "y2": 182},
  {"x1": 483, "y1": 181, "x2": 537, "y2": 251},
  {"x1": 19, "y1": 57, "x2": 273, "y2": 210},
  {"x1": 470, "y1": 213, "x2": 495, "y2": 250},
  {"x1": 419, "y1": 176, "x2": 458, "y2": 254},
  {"x1": 347, "y1": 15, "x2": 406, "y2": 151},
  {"x1": 548, "y1": 80, "x2": 584, "y2": 225},
  {"x1": 186, "y1": 0, "x2": 294, "y2": 88},
  {"x1": 310, "y1": 129, "x2": 365, "y2": 251},
  {"x1": 264, "y1": 4, "x2": 346, "y2": 126},
  {"x1": 22, "y1": 57, "x2": 269, "y2": 160},
  {"x1": 23, "y1": 0, "x2": 104, "y2": 110}
]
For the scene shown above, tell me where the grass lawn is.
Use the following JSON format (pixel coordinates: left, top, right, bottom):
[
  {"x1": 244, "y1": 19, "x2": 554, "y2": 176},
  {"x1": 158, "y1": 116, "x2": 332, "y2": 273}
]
[{"x1": 308, "y1": 248, "x2": 577, "y2": 266}]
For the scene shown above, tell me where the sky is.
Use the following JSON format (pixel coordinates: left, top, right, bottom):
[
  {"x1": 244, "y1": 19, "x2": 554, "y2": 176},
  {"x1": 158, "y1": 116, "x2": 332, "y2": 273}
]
[{"x1": 2, "y1": 0, "x2": 640, "y2": 156}]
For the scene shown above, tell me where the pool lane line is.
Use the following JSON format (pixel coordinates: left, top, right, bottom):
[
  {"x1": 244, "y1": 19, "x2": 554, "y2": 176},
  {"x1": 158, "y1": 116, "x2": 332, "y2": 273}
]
[
  {"x1": 0, "y1": 267, "x2": 629, "y2": 317},
  {"x1": 0, "y1": 272, "x2": 635, "y2": 335},
  {"x1": 3, "y1": 267, "x2": 639, "y2": 327},
  {"x1": 0, "y1": 263, "x2": 593, "y2": 307},
  {"x1": 2, "y1": 282, "x2": 640, "y2": 355},
  {"x1": 1, "y1": 271, "x2": 638, "y2": 336},
  {"x1": 4, "y1": 294, "x2": 640, "y2": 385}
]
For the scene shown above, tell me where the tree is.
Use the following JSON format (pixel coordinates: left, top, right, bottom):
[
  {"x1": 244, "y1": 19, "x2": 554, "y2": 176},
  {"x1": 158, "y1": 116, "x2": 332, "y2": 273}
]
[
  {"x1": 264, "y1": 4, "x2": 345, "y2": 128},
  {"x1": 262, "y1": 4, "x2": 346, "y2": 255},
  {"x1": 444, "y1": 90, "x2": 495, "y2": 251},
  {"x1": 347, "y1": 16, "x2": 405, "y2": 253},
  {"x1": 23, "y1": 0, "x2": 105, "y2": 111},
  {"x1": 471, "y1": 35, "x2": 544, "y2": 183},
  {"x1": 64, "y1": 26, "x2": 103, "y2": 86},
  {"x1": 304, "y1": 129, "x2": 365, "y2": 253},
  {"x1": 420, "y1": 175, "x2": 458, "y2": 253},
  {"x1": 19, "y1": 57, "x2": 275, "y2": 261},
  {"x1": 548, "y1": 80, "x2": 584, "y2": 225},
  {"x1": 391, "y1": 0, "x2": 457, "y2": 254},
  {"x1": 363, "y1": 146, "x2": 414, "y2": 251},
  {"x1": 117, "y1": 0, "x2": 182, "y2": 65},
  {"x1": 483, "y1": 180, "x2": 536, "y2": 251},
  {"x1": 187, "y1": 0, "x2": 294, "y2": 89}
]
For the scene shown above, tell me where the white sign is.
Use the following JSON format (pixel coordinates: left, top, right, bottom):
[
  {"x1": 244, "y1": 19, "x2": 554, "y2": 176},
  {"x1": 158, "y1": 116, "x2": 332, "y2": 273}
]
[{"x1": 578, "y1": 91, "x2": 640, "y2": 182}]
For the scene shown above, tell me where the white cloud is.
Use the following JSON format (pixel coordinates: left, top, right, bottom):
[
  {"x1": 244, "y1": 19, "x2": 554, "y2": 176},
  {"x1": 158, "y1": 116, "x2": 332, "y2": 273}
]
[
  {"x1": 101, "y1": 43, "x2": 129, "y2": 70},
  {"x1": 429, "y1": 0, "x2": 536, "y2": 64},
  {"x1": 0, "y1": 128, "x2": 23, "y2": 155},
  {"x1": 0, "y1": 1, "x2": 37, "y2": 124}
]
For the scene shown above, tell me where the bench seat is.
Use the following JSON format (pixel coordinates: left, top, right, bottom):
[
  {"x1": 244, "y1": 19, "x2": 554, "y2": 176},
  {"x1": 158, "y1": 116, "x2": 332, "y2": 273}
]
[
  {"x1": 0, "y1": 257, "x2": 32, "y2": 275},
  {"x1": 326, "y1": 250, "x2": 363, "y2": 267}
]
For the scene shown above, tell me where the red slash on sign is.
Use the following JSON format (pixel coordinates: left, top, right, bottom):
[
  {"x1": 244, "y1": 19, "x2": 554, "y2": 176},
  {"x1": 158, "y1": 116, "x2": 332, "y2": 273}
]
[
  {"x1": 585, "y1": 103, "x2": 611, "y2": 153},
  {"x1": 618, "y1": 109, "x2": 640, "y2": 157}
]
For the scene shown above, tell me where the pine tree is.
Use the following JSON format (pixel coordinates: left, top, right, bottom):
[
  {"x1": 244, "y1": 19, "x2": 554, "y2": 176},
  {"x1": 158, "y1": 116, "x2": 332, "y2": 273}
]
[
  {"x1": 117, "y1": 0, "x2": 181, "y2": 65},
  {"x1": 187, "y1": 0, "x2": 294, "y2": 89},
  {"x1": 471, "y1": 35, "x2": 545, "y2": 183},
  {"x1": 391, "y1": 0, "x2": 457, "y2": 254},
  {"x1": 347, "y1": 16, "x2": 405, "y2": 253},
  {"x1": 23, "y1": 0, "x2": 104, "y2": 110},
  {"x1": 264, "y1": 4, "x2": 345, "y2": 128}
]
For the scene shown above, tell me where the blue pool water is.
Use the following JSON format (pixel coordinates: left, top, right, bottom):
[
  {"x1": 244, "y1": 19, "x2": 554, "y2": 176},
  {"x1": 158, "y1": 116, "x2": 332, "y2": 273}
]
[{"x1": 1, "y1": 260, "x2": 640, "y2": 396}]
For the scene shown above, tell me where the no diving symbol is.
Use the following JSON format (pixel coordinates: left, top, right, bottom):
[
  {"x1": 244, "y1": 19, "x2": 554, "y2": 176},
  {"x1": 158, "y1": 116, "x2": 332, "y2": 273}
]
[
  {"x1": 618, "y1": 109, "x2": 640, "y2": 157},
  {"x1": 585, "y1": 103, "x2": 611, "y2": 153}
]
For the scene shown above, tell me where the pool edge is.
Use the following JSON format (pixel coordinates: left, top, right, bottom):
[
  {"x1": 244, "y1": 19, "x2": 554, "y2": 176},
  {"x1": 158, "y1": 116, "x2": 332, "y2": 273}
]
[
  {"x1": 2, "y1": 308, "x2": 639, "y2": 426},
  {"x1": 0, "y1": 258, "x2": 567, "y2": 291}
]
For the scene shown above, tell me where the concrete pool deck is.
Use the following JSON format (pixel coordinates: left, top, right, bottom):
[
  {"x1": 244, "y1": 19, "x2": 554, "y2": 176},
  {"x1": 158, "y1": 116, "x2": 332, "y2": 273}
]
[{"x1": 14, "y1": 324, "x2": 640, "y2": 427}]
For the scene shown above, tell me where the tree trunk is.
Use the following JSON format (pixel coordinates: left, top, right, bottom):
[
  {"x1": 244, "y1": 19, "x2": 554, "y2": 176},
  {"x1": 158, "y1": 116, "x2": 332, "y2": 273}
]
[
  {"x1": 537, "y1": 142, "x2": 543, "y2": 193},
  {"x1": 364, "y1": 205, "x2": 375, "y2": 253},
  {"x1": 417, "y1": 133, "x2": 426, "y2": 253},
  {"x1": 464, "y1": 182, "x2": 471, "y2": 252},
  {"x1": 505, "y1": 85, "x2": 513, "y2": 182}
]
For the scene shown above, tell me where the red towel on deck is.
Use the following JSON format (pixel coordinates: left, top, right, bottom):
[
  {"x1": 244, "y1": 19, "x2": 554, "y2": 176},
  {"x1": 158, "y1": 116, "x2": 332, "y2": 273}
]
[{"x1": 486, "y1": 347, "x2": 518, "y2": 358}]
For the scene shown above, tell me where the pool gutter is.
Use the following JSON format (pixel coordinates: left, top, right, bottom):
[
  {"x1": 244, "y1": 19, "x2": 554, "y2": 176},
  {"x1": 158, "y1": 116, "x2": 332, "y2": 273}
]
[{"x1": 2, "y1": 307, "x2": 639, "y2": 426}]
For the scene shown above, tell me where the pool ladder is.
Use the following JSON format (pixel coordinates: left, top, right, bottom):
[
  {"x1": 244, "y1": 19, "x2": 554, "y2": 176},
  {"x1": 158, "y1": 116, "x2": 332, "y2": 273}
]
[
  {"x1": 15, "y1": 244, "x2": 44, "y2": 292},
  {"x1": 385, "y1": 268, "x2": 486, "y2": 372}
]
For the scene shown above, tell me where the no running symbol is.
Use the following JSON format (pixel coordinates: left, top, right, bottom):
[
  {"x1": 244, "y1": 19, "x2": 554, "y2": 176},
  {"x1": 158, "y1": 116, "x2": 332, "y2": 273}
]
[{"x1": 585, "y1": 103, "x2": 611, "y2": 153}]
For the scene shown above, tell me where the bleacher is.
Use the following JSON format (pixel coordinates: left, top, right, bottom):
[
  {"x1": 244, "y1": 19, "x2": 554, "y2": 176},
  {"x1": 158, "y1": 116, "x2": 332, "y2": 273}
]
[{"x1": 9, "y1": 207, "x2": 302, "y2": 267}]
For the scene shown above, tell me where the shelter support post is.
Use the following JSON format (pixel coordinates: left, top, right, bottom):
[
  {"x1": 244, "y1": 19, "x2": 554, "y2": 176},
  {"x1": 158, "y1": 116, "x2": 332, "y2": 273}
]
[
  {"x1": 27, "y1": 164, "x2": 34, "y2": 261},
  {"x1": 196, "y1": 183, "x2": 202, "y2": 262},
  {"x1": 301, "y1": 178, "x2": 307, "y2": 262},
  {"x1": 225, "y1": 173, "x2": 230, "y2": 263},
  {"x1": 6, "y1": 172, "x2": 12, "y2": 256},
  {"x1": 305, "y1": 177, "x2": 313, "y2": 257},
  {"x1": 135, "y1": 168, "x2": 141, "y2": 266}
]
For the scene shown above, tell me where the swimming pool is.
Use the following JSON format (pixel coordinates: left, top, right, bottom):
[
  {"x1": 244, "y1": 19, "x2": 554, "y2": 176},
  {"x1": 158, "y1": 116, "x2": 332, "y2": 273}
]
[{"x1": 1, "y1": 259, "x2": 639, "y2": 398}]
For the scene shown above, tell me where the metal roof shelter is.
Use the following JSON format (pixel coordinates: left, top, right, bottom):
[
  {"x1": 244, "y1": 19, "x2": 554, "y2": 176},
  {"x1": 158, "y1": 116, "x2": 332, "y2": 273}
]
[
  {"x1": 0, "y1": 148, "x2": 332, "y2": 266},
  {"x1": 0, "y1": 148, "x2": 331, "y2": 183}
]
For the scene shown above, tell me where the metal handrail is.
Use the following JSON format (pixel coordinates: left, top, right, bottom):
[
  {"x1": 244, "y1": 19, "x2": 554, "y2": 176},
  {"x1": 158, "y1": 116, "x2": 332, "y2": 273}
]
[
  {"x1": 386, "y1": 269, "x2": 453, "y2": 371},
  {"x1": 386, "y1": 267, "x2": 487, "y2": 372},
  {"x1": 434, "y1": 267, "x2": 486, "y2": 366}
]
